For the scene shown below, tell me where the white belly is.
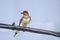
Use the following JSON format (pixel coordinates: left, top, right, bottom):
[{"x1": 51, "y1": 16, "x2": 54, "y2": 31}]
[{"x1": 20, "y1": 18, "x2": 30, "y2": 26}]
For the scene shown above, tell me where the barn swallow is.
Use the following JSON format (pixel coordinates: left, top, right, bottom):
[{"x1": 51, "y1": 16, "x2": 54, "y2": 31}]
[{"x1": 14, "y1": 11, "x2": 31, "y2": 37}]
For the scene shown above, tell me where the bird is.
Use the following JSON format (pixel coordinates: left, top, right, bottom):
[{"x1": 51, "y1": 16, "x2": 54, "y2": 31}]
[{"x1": 14, "y1": 10, "x2": 31, "y2": 37}]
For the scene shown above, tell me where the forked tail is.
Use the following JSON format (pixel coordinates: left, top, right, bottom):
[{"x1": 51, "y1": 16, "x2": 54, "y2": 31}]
[{"x1": 14, "y1": 30, "x2": 20, "y2": 37}]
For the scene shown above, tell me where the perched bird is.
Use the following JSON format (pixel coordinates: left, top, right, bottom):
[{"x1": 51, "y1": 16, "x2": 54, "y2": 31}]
[{"x1": 14, "y1": 10, "x2": 31, "y2": 37}]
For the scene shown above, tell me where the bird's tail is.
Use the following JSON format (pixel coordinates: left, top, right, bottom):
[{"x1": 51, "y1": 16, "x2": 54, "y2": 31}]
[{"x1": 14, "y1": 30, "x2": 20, "y2": 37}]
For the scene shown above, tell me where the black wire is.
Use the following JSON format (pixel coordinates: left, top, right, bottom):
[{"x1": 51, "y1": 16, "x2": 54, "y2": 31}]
[{"x1": 0, "y1": 23, "x2": 60, "y2": 38}]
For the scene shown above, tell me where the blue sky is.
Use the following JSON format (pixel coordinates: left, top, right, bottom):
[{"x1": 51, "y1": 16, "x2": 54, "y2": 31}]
[{"x1": 0, "y1": 0, "x2": 60, "y2": 40}]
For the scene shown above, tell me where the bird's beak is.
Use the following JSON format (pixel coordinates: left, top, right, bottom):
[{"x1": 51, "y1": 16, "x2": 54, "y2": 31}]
[{"x1": 21, "y1": 12, "x2": 23, "y2": 14}]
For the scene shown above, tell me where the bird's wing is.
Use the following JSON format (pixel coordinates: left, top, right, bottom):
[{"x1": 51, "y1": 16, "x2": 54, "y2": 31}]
[
  {"x1": 29, "y1": 16, "x2": 31, "y2": 22},
  {"x1": 28, "y1": 16, "x2": 31, "y2": 24},
  {"x1": 19, "y1": 17, "x2": 23, "y2": 26},
  {"x1": 14, "y1": 17, "x2": 24, "y2": 37}
]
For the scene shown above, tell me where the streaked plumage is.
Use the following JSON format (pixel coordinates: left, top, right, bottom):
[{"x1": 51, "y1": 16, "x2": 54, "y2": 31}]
[{"x1": 14, "y1": 11, "x2": 31, "y2": 37}]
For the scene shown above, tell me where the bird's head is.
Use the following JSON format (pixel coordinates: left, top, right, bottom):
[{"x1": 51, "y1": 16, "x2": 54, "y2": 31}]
[{"x1": 21, "y1": 11, "x2": 29, "y2": 17}]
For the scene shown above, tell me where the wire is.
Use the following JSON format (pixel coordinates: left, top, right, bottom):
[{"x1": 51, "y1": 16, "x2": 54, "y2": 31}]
[{"x1": 0, "y1": 23, "x2": 60, "y2": 38}]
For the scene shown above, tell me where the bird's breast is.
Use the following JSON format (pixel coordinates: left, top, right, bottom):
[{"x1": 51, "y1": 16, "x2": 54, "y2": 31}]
[
  {"x1": 23, "y1": 18, "x2": 30, "y2": 23},
  {"x1": 20, "y1": 18, "x2": 30, "y2": 26}
]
